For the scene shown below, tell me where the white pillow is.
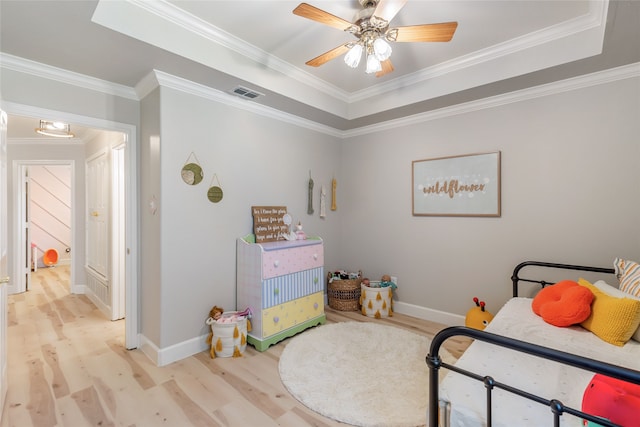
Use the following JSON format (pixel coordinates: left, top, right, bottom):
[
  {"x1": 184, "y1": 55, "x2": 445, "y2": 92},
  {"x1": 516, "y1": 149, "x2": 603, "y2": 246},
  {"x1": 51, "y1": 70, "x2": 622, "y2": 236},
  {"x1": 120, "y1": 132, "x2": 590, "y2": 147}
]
[{"x1": 593, "y1": 280, "x2": 640, "y2": 342}]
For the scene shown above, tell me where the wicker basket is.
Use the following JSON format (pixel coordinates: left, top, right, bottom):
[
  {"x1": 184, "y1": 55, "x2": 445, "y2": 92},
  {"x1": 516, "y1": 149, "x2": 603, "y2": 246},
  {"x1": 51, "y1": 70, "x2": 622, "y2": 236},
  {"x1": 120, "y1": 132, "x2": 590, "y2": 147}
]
[{"x1": 327, "y1": 276, "x2": 362, "y2": 311}]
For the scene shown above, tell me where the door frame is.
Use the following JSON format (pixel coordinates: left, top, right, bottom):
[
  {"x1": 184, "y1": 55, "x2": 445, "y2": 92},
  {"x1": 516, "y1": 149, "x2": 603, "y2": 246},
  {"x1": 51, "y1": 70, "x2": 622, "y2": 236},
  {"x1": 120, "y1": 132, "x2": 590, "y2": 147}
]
[
  {"x1": 0, "y1": 109, "x2": 9, "y2": 420},
  {"x1": 3, "y1": 102, "x2": 139, "y2": 350},
  {"x1": 112, "y1": 144, "x2": 126, "y2": 320},
  {"x1": 14, "y1": 161, "x2": 75, "y2": 295}
]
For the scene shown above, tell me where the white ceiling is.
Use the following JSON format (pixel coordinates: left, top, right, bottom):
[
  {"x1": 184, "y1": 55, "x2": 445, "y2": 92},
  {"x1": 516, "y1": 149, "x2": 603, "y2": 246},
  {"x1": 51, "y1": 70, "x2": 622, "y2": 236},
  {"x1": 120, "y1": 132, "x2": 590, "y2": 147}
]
[
  {"x1": 166, "y1": 0, "x2": 589, "y2": 93},
  {"x1": 1, "y1": 0, "x2": 639, "y2": 136}
]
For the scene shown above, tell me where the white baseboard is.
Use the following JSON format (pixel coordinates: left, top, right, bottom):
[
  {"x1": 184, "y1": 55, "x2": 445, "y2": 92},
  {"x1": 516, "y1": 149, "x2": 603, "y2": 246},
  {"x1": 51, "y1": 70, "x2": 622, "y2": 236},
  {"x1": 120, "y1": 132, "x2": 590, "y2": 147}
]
[
  {"x1": 393, "y1": 300, "x2": 465, "y2": 327},
  {"x1": 139, "y1": 335, "x2": 159, "y2": 365},
  {"x1": 71, "y1": 284, "x2": 86, "y2": 294},
  {"x1": 84, "y1": 286, "x2": 111, "y2": 319},
  {"x1": 137, "y1": 299, "x2": 462, "y2": 368},
  {"x1": 140, "y1": 333, "x2": 210, "y2": 367},
  {"x1": 324, "y1": 292, "x2": 464, "y2": 326}
]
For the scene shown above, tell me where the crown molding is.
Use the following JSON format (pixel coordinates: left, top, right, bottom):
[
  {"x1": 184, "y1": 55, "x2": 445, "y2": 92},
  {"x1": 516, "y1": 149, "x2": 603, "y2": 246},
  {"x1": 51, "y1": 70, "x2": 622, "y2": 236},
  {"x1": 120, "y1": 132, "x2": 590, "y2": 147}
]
[
  {"x1": 350, "y1": 0, "x2": 608, "y2": 102},
  {"x1": 144, "y1": 70, "x2": 344, "y2": 138},
  {"x1": 0, "y1": 53, "x2": 138, "y2": 100},
  {"x1": 92, "y1": 0, "x2": 610, "y2": 121},
  {"x1": 129, "y1": 0, "x2": 350, "y2": 103},
  {"x1": 3, "y1": 55, "x2": 635, "y2": 140},
  {"x1": 130, "y1": 0, "x2": 608, "y2": 108},
  {"x1": 344, "y1": 62, "x2": 640, "y2": 138}
]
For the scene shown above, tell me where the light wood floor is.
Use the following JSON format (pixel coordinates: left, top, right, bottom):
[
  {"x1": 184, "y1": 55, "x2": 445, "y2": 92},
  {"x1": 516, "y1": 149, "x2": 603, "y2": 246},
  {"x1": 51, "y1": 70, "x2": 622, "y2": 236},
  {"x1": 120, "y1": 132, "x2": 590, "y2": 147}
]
[{"x1": 1, "y1": 266, "x2": 470, "y2": 427}]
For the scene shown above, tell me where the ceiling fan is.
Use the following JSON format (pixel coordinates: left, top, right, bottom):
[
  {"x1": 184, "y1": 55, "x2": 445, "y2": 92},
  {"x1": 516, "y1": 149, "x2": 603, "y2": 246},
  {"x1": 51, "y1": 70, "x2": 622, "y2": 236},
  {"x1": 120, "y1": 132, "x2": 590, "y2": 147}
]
[{"x1": 293, "y1": 0, "x2": 458, "y2": 77}]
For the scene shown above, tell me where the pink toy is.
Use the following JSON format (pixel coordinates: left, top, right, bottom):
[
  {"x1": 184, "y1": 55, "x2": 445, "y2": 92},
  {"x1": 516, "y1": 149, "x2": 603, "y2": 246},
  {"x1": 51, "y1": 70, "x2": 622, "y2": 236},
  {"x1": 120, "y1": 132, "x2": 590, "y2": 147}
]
[{"x1": 216, "y1": 307, "x2": 253, "y2": 323}]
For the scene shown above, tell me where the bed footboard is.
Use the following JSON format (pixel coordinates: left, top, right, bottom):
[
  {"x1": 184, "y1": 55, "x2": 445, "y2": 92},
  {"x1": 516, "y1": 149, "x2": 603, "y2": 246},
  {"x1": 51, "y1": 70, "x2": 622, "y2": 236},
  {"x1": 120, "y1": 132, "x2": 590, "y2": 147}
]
[{"x1": 427, "y1": 326, "x2": 640, "y2": 427}]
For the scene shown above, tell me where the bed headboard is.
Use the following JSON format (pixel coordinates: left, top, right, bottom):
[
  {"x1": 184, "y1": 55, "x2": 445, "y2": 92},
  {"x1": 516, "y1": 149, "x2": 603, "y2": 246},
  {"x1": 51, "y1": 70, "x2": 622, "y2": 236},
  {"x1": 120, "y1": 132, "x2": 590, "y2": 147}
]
[{"x1": 511, "y1": 261, "x2": 615, "y2": 297}]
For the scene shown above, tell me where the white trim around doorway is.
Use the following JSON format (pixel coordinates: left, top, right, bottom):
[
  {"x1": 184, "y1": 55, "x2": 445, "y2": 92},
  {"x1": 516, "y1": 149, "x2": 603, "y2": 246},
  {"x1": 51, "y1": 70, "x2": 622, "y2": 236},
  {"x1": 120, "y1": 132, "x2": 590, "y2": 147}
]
[{"x1": 2, "y1": 101, "x2": 139, "y2": 350}]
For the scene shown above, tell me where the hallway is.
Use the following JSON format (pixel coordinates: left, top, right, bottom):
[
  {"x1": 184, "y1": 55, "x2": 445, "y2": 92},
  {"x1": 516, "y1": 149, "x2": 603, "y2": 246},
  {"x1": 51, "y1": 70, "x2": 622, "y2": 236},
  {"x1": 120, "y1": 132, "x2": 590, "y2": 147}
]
[{"x1": 2, "y1": 266, "x2": 127, "y2": 426}]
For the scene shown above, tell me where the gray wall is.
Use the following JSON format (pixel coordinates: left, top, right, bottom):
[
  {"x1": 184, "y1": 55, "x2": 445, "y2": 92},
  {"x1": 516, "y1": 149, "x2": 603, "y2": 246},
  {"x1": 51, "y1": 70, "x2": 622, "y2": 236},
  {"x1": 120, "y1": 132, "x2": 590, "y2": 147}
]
[
  {"x1": 140, "y1": 88, "x2": 162, "y2": 346},
  {"x1": 3, "y1": 61, "x2": 640, "y2": 360},
  {"x1": 147, "y1": 86, "x2": 343, "y2": 348},
  {"x1": 339, "y1": 77, "x2": 640, "y2": 316}
]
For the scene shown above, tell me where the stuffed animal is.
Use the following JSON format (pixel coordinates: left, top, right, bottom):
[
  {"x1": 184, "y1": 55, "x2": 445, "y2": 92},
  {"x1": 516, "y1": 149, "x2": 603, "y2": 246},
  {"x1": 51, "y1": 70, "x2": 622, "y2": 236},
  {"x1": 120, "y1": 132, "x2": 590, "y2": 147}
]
[
  {"x1": 465, "y1": 297, "x2": 494, "y2": 330},
  {"x1": 582, "y1": 373, "x2": 640, "y2": 427},
  {"x1": 380, "y1": 274, "x2": 397, "y2": 290},
  {"x1": 206, "y1": 306, "x2": 224, "y2": 349}
]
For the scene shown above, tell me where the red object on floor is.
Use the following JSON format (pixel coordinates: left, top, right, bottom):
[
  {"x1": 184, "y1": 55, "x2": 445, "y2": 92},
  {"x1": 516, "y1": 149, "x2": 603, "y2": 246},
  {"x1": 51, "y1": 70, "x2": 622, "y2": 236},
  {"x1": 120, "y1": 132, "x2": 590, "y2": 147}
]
[
  {"x1": 582, "y1": 373, "x2": 640, "y2": 427},
  {"x1": 43, "y1": 248, "x2": 59, "y2": 266}
]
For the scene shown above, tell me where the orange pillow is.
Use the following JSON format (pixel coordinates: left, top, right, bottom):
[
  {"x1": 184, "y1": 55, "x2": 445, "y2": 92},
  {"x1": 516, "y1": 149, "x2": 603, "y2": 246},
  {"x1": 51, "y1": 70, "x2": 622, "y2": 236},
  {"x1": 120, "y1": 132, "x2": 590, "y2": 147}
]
[
  {"x1": 532, "y1": 280, "x2": 594, "y2": 327},
  {"x1": 532, "y1": 280, "x2": 579, "y2": 315}
]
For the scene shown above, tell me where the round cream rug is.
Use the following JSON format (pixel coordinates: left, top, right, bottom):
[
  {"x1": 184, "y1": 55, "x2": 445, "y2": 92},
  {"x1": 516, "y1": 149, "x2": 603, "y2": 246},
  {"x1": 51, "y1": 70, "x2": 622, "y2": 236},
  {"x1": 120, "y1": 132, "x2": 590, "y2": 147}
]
[{"x1": 278, "y1": 322, "x2": 456, "y2": 427}]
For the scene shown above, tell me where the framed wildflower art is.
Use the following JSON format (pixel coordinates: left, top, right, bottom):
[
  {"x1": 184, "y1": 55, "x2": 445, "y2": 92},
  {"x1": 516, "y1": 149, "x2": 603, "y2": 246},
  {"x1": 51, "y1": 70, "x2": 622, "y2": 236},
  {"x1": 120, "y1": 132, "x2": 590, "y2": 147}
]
[{"x1": 412, "y1": 151, "x2": 501, "y2": 217}]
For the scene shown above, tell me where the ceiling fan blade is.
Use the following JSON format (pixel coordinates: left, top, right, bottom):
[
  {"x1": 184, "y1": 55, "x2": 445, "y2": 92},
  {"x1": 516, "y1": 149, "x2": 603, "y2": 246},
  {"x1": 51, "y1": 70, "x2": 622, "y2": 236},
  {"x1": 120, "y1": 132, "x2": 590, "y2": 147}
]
[
  {"x1": 293, "y1": 3, "x2": 354, "y2": 31},
  {"x1": 393, "y1": 22, "x2": 458, "y2": 42},
  {"x1": 373, "y1": 0, "x2": 407, "y2": 24},
  {"x1": 376, "y1": 59, "x2": 394, "y2": 77},
  {"x1": 306, "y1": 44, "x2": 351, "y2": 67}
]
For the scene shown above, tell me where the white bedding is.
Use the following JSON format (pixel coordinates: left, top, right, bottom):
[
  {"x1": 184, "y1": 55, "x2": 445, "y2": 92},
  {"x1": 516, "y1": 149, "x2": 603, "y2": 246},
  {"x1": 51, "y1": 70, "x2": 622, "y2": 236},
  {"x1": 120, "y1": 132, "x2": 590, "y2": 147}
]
[{"x1": 439, "y1": 297, "x2": 640, "y2": 427}]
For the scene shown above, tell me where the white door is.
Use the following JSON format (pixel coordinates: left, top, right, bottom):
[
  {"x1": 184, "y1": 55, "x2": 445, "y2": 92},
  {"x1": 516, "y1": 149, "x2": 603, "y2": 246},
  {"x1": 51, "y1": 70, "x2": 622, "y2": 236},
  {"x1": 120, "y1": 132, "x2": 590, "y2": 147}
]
[
  {"x1": 86, "y1": 150, "x2": 109, "y2": 277},
  {"x1": 0, "y1": 110, "x2": 10, "y2": 415}
]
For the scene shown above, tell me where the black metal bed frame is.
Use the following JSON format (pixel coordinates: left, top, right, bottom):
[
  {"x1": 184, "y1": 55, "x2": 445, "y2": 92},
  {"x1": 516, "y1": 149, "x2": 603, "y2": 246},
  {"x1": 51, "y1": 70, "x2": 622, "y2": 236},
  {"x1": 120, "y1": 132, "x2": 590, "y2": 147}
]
[{"x1": 426, "y1": 261, "x2": 640, "y2": 427}]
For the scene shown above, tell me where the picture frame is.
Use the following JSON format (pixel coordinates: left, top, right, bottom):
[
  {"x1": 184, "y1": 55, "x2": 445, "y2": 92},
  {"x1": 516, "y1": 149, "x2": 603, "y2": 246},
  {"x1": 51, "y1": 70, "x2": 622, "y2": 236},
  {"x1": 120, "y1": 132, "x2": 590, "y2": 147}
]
[{"x1": 412, "y1": 151, "x2": 501, "y2": 217}]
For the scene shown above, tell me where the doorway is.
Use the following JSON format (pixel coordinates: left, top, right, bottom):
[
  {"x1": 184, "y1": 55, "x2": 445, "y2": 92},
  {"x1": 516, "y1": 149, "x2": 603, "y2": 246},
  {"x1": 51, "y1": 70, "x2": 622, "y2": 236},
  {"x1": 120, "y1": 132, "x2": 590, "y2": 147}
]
[
  {"x1": 4, "y1": 103, "x2": 138, "y2": 350},
  {"x1": 15, "y1": 161, "x2": 74, "y2": 295}
]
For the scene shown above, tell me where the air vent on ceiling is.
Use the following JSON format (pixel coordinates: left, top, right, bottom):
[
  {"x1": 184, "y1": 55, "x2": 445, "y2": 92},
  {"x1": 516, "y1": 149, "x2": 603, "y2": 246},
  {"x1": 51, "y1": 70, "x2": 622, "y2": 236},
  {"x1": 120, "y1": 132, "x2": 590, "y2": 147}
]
[{"x1": 231, "y1": 86, "x2": 264, "y2": 100}]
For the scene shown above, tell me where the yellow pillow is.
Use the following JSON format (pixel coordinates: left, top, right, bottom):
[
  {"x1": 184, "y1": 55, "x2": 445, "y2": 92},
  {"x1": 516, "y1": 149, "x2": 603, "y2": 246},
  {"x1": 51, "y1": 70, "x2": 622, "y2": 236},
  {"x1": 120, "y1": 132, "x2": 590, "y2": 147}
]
[{"x1": 578, "y1": 278, "x2": 640, "y2": 346}]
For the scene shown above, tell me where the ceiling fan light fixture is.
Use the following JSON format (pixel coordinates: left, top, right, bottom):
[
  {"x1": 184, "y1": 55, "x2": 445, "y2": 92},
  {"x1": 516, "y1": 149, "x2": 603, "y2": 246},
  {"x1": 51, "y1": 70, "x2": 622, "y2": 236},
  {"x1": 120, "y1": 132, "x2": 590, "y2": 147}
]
[
  {"x1": 293, "y1": 1, "x2": 457, "y2": 77},
  {"x1": 365, "y1": 54, "x2": 382, "y2": 74},
  {"x1": 35, "y1": 120, "x2": 75, "y2": 138},
  {"x1": 344, "y1": 43, "x2": 363, "y2": 68},
  {"x1": 373, "y1": 37, "x2": 392, "y2": 61}
]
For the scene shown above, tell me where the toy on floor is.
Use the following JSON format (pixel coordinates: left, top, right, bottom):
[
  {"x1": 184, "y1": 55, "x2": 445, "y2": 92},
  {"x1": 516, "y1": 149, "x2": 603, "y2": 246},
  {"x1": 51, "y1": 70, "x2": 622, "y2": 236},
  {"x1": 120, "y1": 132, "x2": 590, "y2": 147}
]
[
  {"x1": 328, "y1": 270, "x2": 361, "y2": 283},
  {"x1": 465, "y1": 297, "x2": 494, "y2": 330},
  {"x1": 380, "y1": 274, "x2": 397, "y2": 290},
  {"x1": 205, "y1": 306, "x2": 252, "y2": 358}
]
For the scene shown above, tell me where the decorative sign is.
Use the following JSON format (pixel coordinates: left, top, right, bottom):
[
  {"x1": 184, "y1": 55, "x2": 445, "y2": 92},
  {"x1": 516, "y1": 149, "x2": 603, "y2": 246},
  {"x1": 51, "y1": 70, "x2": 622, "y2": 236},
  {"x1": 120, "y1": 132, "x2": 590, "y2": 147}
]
[
  {"x1": 207, "y1": 186, "x2": 223, "y2": 203},
  {"x1": 412, "y1": 151, "x2": 501, "y2": 217},
  {"x1": 181, "y1": 152, "x2": 203, "y2": 185},
  {"x1": 181, "y1": 163, "x2": 203, "y2": 185},
  {"x1": 207, "y1": 173, "x2": 223, "y2": 203},
  {"x1": 252, "y1": 206, "x2": 289, "y2": 243}
]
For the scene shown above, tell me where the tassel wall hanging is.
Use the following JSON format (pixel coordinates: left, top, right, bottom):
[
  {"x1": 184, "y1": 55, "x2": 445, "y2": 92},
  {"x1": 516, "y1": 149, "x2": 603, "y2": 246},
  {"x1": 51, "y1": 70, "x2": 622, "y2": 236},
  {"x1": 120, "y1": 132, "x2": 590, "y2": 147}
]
[
  {"x1": 307, "y1": 171, "x2": 314, "y2": 214},
  {"x1": 320, "y1": 185, "x2": 326, "y2": 218},
  {"x1": 331, "y1": 177, "x2": 337, "y2": 211}
]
